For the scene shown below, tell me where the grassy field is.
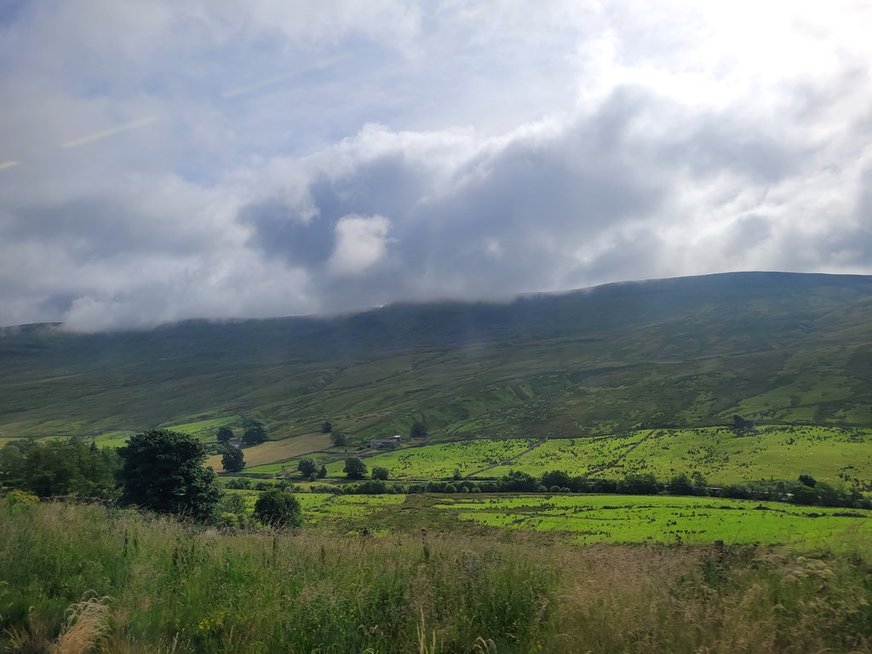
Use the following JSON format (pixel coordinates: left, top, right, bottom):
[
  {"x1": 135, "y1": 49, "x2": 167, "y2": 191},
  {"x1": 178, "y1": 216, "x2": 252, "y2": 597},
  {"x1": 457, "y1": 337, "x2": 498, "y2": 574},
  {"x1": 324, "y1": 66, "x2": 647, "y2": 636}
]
[
  {"x1": 2, "y1": 499, "x2": 871, "y2": 653},
  {"x1": 436, "y1": 494, "x2": 872, "y2": 550},
  {"x1": 206, "y1": 432, "x2": 332, "y2": 470},
  {"x1": 323, "y1": 438, "x2": 540, "y2": 479},
  {"x1": 220, "y1": 490, "x2": 872, "y2": 552},
  {"x1": 595, "y1": 425, "x2": 872, "y2": 487},
  {"x1": 310, "y1": 426, "x2": 872, "y2": 489}
]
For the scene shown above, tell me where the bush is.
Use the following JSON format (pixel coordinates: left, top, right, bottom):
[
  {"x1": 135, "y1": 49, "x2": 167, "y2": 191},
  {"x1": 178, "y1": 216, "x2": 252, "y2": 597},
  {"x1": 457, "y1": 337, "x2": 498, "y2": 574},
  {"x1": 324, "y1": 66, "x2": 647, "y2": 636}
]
[
  {"x1": 253, "y1": 488, "x2": 302, "y2": 528},
  {"x1": 372, "y1": 466, "x2": 389, "y2": 481}
]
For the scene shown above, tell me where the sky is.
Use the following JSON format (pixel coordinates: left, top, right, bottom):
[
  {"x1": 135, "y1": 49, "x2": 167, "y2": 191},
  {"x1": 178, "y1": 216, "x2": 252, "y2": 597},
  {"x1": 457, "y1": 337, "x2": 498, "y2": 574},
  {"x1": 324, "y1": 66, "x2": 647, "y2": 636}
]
[{"x1": 1, "y1": 0, "x2": 871, "y2": 331}]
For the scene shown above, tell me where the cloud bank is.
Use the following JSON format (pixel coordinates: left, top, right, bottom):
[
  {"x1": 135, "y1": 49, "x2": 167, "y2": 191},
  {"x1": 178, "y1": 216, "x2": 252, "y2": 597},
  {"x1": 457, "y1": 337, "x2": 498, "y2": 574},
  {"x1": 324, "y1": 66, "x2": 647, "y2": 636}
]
[{"x1": 0, "y1": 0, "x2": 871, "y2": 330}]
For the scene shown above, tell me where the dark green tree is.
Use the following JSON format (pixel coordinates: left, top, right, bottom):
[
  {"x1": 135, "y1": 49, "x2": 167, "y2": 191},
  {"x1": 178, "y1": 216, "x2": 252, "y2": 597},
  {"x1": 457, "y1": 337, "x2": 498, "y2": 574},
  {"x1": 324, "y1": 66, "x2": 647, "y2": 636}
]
[
  {"x1": 541, "y1": 470, "x2": 570, "y2": 489},
  {"x1": 330, "y1": 431, "x2": 348, "y2": 447},
  {"x1": 298, "y1": 457, "x2": 318, "y2": 478},
  {"x1": 317, "y1": 465, "x2": 328, "y2": 479},
  {"x1": 242, "y1": 420, "x2": 269, "y2": 446},
  {"x1": 344, "y1": 456, "x2": 367, "y2": 480},
  {"x1": 409, "y1": 421, "x2": 428, "y2": 438},
  {"x1": 253, "y1": 488, "x2": 302, "y2": 528},
  {"x1": 372, "y1": 466, "x2": 389, "y2": 481},
  {"x1": 221, "y1": 445, "x2": 245, "y2": 473},
  {"x1": 216, "y1": 426, "x2": 234, "y2": 444},
  {"x1": 667, "y1": 473, "x2": 694, "y2": 495},
  {"x1": 117, "y1": 429, "x2": 221, "y2": 521},
  {"x1": 321, "y1": 421, "x2": 333, "y2": 434},
  {"x1": 798, "y1": 473, "x2": 817, "y2": 488}
]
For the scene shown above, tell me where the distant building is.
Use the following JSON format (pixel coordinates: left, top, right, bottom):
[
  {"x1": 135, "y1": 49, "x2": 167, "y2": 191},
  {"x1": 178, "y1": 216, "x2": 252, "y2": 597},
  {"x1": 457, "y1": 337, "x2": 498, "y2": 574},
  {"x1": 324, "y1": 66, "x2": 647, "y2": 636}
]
[{"x1": 370, "y1": 435, "x2": 402, "y2": 450}]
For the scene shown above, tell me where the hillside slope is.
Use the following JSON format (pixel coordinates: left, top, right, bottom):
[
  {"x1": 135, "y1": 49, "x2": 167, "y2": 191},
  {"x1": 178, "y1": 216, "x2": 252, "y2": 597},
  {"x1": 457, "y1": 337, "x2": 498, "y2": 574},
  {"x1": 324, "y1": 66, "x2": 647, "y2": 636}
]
[{"x1": 1, "y1": 271, "x2": 871, "y2": 439}]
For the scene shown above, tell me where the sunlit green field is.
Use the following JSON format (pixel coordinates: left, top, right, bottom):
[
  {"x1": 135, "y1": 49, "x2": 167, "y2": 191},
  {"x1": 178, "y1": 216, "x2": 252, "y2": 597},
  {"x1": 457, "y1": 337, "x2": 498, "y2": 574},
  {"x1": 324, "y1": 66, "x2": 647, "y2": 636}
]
[
  {"x1": 227, "y1": 489, "x2": 406, "y2": 526},
  {"x1": 595, "y1": 426, "x2": 872, "y2": 486},
  {"x1": 437, "y1": 494, "x2": 872, "y2": 550},
  {"x1": 225, "y1": 489, "x2": 872, "y2": 552},
  {"x1": 325, "y1": 426, "x2": 872, "y2": 488},
  {"x1": 324, "y1": 438, "x2": 538, "y2": 479}
]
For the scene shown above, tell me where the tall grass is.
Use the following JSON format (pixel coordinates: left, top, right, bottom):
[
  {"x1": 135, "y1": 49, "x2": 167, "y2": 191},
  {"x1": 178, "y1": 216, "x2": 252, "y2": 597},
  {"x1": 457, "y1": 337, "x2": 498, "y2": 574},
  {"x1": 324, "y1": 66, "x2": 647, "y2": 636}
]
[{"x1": 1, "y1": 500, "x2": 870, "y2": 653}]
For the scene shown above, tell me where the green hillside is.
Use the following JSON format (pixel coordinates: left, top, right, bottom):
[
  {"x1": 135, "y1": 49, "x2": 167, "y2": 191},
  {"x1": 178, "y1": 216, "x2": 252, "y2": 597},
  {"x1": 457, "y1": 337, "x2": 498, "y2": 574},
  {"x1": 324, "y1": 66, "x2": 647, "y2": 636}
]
[{"x1": 1, "y1": 271, "x2": 872, "y2": 443}]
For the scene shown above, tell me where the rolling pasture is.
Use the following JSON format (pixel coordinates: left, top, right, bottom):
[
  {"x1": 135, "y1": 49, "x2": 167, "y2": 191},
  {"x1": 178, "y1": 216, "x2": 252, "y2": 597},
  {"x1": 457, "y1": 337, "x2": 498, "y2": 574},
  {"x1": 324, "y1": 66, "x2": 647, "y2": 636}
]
[
  {"x1": 223, "y1": 490, "x2": 872, "y2": 552},
  {"x1": 2, "y1": 272, "x2": 872, "y2": 443},
  {"x1": 436, "y1": 495, "x2": 872, "y2": 550},
  {"x1": 313, "y1": 426, "x2": 872, "y2": 488}
]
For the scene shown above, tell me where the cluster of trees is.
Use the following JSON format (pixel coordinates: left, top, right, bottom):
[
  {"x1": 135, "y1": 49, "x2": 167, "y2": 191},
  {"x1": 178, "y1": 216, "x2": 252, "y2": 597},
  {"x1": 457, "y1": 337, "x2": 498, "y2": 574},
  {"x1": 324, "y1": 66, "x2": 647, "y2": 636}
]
[
  {"x1": 299, "y1": 468, "x2": 872, "y2": 509},
  {"x1": 1, "y1": 429, "x2": 304, "y2": 528},
  {"x1": 0, "y1": 438, "x2": 118, "y2": 498}
]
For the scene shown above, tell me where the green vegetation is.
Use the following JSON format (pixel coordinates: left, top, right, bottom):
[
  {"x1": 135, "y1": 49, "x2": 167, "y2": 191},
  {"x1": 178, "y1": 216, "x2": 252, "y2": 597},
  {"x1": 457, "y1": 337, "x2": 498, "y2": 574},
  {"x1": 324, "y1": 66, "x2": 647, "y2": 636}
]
[
  {"x1": 220, "y1": 445, "x2": 245, "y2": 473},
  {"x1": 2, "y1": 273, "x2": 872, "y2": 443},
  {"x1": 335, "y1": 427, "x2": 872, "y2": 492},
  {"x1": 343, "y1": 456, "x2": 367, "y2": 480},
  {"x1": 118, "y1": 429, "x2": 221, "y2": 521},
  {"x1": 1, "y1": 499, "x2": 872, "y2": 653},
  {"x1": 0, "y1": 437, "x2": 117, "y2": 498},
  {"x1": 252, "y1": 488, "x2": 302, "y2": 528},
  {"x1": 436, "y1": 494, "x2": 872, "y2": 549}
]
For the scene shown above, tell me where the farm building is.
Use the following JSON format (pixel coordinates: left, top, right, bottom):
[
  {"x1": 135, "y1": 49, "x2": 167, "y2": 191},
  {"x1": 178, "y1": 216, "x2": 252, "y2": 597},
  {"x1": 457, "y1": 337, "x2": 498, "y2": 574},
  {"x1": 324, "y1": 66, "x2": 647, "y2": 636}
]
[{"x1": 370, "y1": 435, "x2": 402, "y2": 450}]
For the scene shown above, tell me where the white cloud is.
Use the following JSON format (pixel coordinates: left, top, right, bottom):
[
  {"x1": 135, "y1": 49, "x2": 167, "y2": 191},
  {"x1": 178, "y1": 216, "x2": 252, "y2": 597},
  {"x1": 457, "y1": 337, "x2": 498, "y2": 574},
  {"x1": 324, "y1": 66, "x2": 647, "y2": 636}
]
[
  {"x1": 328, "y1": 214, "x2": 392, "y2": 277},
  {"x1": 0, "y1": 1, "x2": 871, "y2": 329}
]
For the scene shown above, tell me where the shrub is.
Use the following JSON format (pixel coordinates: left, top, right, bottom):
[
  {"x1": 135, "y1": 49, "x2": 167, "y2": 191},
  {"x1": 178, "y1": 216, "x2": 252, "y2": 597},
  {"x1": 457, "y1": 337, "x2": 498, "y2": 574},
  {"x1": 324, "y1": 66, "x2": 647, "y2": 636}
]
[
  {"x1": 372, "y1": 466, "x2": 389, "y2": 481},
  {"x1": 253, "y1": 488, "x2": 302, "y2": 528}
]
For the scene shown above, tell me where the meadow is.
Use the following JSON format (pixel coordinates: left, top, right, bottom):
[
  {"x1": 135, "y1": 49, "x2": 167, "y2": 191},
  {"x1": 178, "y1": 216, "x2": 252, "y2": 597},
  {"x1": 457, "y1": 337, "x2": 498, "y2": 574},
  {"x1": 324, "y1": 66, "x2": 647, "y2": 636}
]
[
  {"x1": 435, "y1": 494, "x2": 872, "y2": 550},
  {"x1": 1, "y1": 498, "x2": 871, "y2": 653},
  {"x1": 307, "y1": 426, "x2": 872, "y2": 490}
]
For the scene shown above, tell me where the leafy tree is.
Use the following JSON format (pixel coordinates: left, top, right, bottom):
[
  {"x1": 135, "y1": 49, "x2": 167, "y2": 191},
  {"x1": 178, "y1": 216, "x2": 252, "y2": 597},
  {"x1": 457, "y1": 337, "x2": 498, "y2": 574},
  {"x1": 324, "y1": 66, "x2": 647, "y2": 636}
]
[
  {"x1": 221, "y1": 445, "x2": 245, "y2": 473},
  {"x1": 798, "y1": 473, "x2": 817, "y2": 488},
  {"x1": 298, "y1": 457, "x2": 318, "y2": 478},
  {"x1": 541, "y1": 470, "x2": 570, "y2": 489},
  {"x1": 317, "y1": 465, "x2": 327, "y2": 479},
  {"x1": 667, "y1": 473, "x2": 694, "y2": 495},
  {"x1": 499, "y1": 470, "x2": 538, "y2": 492},
  {"x1": 409, "y1": 421, "x2": 428, "y2": 438},
  {"x1": 321, "y1": 421, "x2": 333, "y2": 434},
  {"x1": 253, "y1": 488, "x2": 302, "y2": 528},
  {"x1": 452, "y1": 468, "x2": 463, "y2": 480},
  {"x1": 330, "y1": 431, "x2": 348, "y2": 447},
  {"x1": 242, "y1": 420, "x2": 269, "y2": 446},
  {"x1": 618, "y1": 473, "x2": 661, "y2": 495},
  {"x1": 117, "y1": 429, "x2": 221, "y2": 521},
  {"x1": 216, "y1": 426, "x2": 235, "y2": 444},
  {"x1": 372, "y1": 466, "x2": 389, "y2": 481},
  {"x1": 344, "y1": 456, "x2": 367, "y2": 480}
]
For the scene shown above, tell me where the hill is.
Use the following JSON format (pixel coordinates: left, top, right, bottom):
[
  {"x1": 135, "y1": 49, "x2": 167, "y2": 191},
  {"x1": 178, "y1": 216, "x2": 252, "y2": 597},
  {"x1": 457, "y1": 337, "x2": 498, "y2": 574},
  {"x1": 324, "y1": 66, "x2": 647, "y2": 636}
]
[{"x1": 1, "y1": 271, "x2": 872, "y2": 441}]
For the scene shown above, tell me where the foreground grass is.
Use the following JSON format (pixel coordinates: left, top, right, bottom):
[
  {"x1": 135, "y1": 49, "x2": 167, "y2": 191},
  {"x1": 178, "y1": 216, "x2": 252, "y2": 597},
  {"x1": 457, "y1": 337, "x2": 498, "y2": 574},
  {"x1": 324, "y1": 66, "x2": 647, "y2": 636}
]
[{"x1": 1, "y1": 501, "x2": 871, "y2": 653}]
